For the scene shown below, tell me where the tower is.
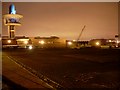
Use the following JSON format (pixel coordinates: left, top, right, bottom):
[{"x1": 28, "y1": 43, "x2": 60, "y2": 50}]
[{"x1": 3, "y1": 4, "x2": 23, "y2": 39}]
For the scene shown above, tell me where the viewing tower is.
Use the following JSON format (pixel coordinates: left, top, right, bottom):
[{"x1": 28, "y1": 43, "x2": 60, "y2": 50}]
[{"x1": 3, "y1": 4, "x2": 23, "y2": 39}]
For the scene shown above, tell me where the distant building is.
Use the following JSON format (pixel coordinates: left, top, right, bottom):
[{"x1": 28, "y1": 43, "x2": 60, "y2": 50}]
[
  {"x1": 30, "y1": 36, "x2": 66, "y2": 48},
  {"x1": 66, "y1": 40, "x2": 89, "y2": 49},
  {"x1": 89, "y1": 39, "x2": 117, "y2": 48},
  {"x1": 2, "y1": 36, "x2": 31, "y2": 48}
]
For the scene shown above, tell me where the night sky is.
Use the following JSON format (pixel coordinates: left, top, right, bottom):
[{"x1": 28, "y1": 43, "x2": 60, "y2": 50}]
[{"x1": 2, "y1": 2, "x2": 118, "y2": 40}]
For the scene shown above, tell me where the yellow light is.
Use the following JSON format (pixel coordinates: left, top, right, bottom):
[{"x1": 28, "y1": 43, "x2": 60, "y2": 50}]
[
  {"x1": 7, "y1": 40, "x2": 11, "y2": 43},
  {"x1": 116, "y1": 40, "x2": 119, "y2": 44},
  {"x1": 73, "y1": 40, "x2": 76, "y2": 42},
  {"x1": 95, "y1": 42, "x2": 100, "y2": 46},
  {"x1": 108, "y1": 40, "x2": 112, "y2": 42},
  {"x1": 28, "y1": 46, "x2": 32, "y2": 50},
  {"x1": 24, "y1": 41, "x2": 28, "y2": 44},
  {"x1": 68, "y1": 41, "x2": 72, "y2": 45},
  {"x1": 39, "y1": 40, "x2": 45, "y2": 44}
]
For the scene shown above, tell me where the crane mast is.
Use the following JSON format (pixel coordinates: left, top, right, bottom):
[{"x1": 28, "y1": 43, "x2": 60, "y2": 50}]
[
  {"x1": 76, "y1": 25, "x2": 86, "y2": 47},
  {"x1": 77, "y1": 25, "x2": 86, "y2": 41}
]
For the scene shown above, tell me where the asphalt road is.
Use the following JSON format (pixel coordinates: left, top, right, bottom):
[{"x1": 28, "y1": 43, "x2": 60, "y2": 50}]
[{"x1": 2, "y1": 48, "x2": 120, "y2": 88}]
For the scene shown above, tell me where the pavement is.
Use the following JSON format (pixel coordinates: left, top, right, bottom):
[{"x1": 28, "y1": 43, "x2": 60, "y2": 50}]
[
  {"x1": 2, "y1": 52, "x2": 53, "y2": 90},
  {"x1": 2, "y1": 48, "x2": 119, "y2": 89}
]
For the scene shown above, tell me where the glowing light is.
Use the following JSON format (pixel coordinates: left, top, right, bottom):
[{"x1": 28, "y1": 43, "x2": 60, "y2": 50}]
[
  {"x1": 95, "y1": 42, "x2": 100, "y2": 46},
  {"x1": 39, "y1": 40, "x2": 45, "y2": 44},
  {"x1": 24, "y1": 41, "x2": 28, "y2": 44},
  {"x1": 9, "y1": 4, "x2": 16, "y2": 14},
  {"x1": 116, "y1": 40, "x2": 119, "y2": 44},
  {"x1": 108, "y1": 40, "x2": 112, "y2": 42},
  {"x1": 73, "y1": 40, "x2": 76, "y2": 42},
  {"x1": 7, "y1": 40, "x2": 11, "y2": 43},
  {"x1": 68, "y1": 41, "x2": 72, "y2": 45},
  {"x1": 28, "y1": 46, "x2": 32, "y2": 50}
]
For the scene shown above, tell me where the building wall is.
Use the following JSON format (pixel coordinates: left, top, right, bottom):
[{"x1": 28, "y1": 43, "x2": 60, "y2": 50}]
[{"x1": 30, "y1": 37, "x2": 66, "y2": 48}]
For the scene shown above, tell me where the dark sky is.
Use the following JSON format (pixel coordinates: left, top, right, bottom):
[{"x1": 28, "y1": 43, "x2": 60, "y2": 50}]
[{"x1": 2, "y1": 2, "x2": 118, "y2": 40}]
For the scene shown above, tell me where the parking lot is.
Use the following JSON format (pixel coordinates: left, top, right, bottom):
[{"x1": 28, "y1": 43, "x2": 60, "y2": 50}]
[{"x1": 2, "y1": 48, "x2": 120, "y2": 88}]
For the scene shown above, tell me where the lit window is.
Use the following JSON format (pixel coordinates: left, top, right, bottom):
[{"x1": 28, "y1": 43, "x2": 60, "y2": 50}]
[
  {"x1": 24, "y1": 41, "x2": 28, "y2": 44},
  {"x1": 39, "y1": 40, "x2": 45, "y2": 44},
  {"x1": 7, "y1": 40, "x2": 11, "y2": 43}
]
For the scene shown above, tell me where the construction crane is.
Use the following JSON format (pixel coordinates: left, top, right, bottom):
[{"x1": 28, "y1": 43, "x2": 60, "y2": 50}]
[{"x1": 76, "y1": 25, "x2": 86, "y2": 47}]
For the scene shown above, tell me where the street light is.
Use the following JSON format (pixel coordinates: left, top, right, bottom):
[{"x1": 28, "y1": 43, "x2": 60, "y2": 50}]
[
  {"x1": 67, "y1": 41, "x2": 72, "y2": 45},
  {"x1": 108, "y1": 40, "x2": 112, "y2": 42},
  {"x1": 28, "y1": 45, "x2": 32, "y2": 50},
  {"x1": 95, "y1": 42, "x2": 100, "y2": 46}
]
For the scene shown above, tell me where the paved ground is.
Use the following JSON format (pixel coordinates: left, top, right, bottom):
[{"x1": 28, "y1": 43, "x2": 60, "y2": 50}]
[
  {"x1": 2, "y1": 50, "x2": 53, "y2": 90},
  {"x1": 2, "y1": 48, "x2": 120, "y2": 89}
]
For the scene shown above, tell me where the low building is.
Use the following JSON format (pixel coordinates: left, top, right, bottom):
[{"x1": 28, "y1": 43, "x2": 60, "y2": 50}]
[
  {"x1": 66, "y1": 40, "x2": 89, "y2": 49},
  {"x1": 2, "y1": 36, "x2": 31, "y2": 48},
  {"x1": 30, "y1": 36, "x2": 66, "y2": 48},
  {"x1": 89, "y1": 39, "x2": 117, "y2": 48}
]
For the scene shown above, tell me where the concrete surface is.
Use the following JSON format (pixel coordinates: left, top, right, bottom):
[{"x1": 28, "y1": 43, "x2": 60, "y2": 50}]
[{"x1": 2, "y1": 52, "x2": 52, "y2": 89}]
